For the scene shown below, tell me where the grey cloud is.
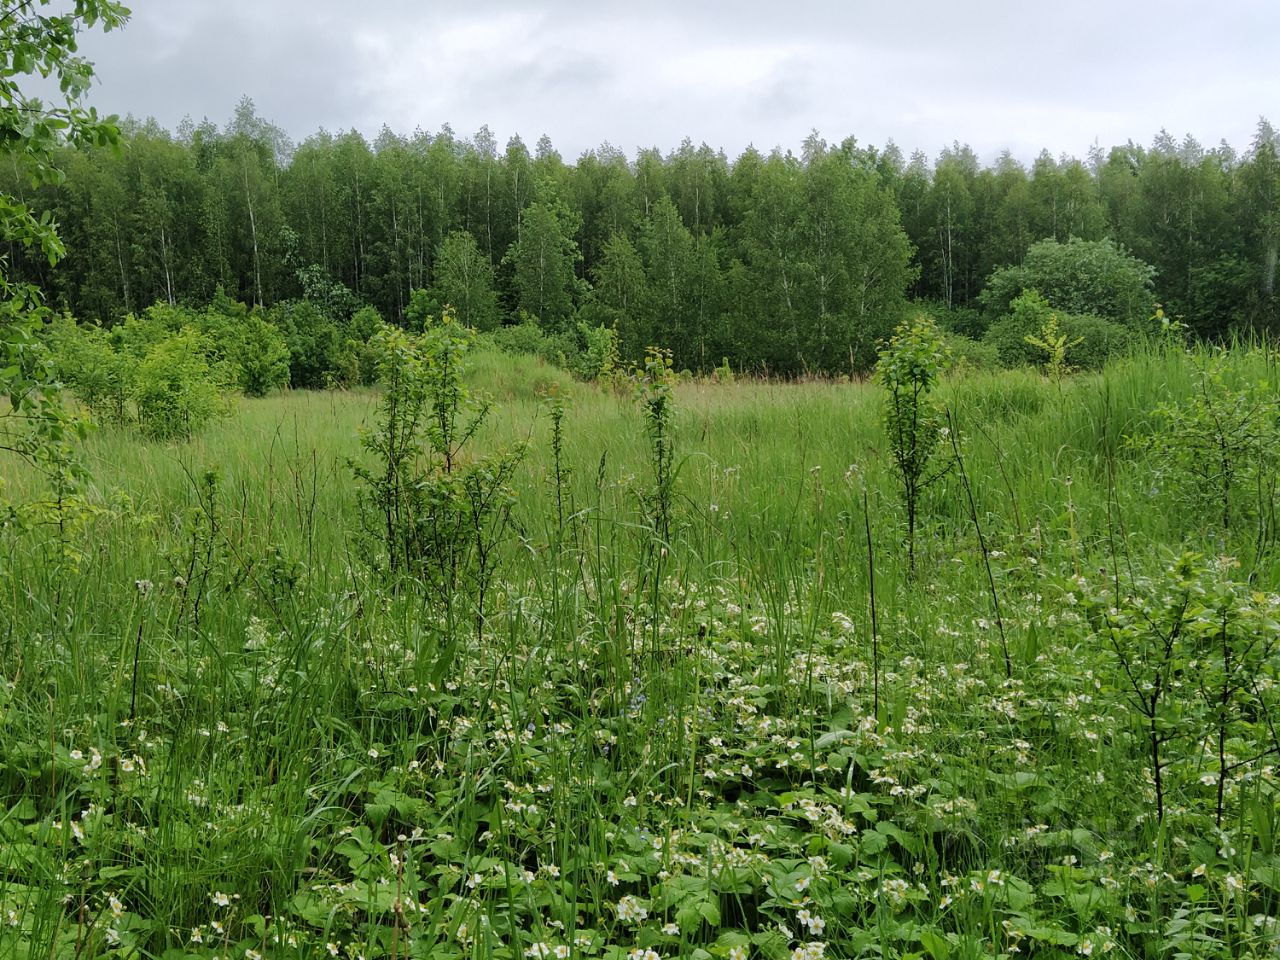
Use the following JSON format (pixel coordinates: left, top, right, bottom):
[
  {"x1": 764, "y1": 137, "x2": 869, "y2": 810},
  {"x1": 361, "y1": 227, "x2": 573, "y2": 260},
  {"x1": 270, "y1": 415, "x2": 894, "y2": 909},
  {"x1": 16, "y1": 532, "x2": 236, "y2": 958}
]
[{"x1": 63, "y1": 0, "x2": 1280, "y2": 163}]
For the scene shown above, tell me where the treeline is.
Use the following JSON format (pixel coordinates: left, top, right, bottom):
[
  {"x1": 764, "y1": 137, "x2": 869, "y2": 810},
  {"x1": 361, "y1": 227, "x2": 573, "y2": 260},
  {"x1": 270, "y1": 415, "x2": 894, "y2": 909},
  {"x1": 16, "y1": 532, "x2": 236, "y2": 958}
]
[{"x1": 6, "y1": 98, "x2": 1280, "y2": 374}]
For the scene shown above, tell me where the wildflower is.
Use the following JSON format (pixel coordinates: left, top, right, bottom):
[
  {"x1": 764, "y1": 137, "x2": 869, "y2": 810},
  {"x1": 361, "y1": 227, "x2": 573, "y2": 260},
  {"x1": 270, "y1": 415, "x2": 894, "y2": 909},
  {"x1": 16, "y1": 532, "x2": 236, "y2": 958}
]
[
  {"x1": 246, "y1": 951, "x2": 264, "y2": 960},
  {"x1": 555, "y1": 947, "x2": 571, "y2": 959},
  {"x1": 627, "y1": 950, "x2": 660, "y2": 960},
  {"x1": 729, "y1": 947, "x2": 748, "y2": 960},
  {"x1": 526, "y1": 944, "x2": 552, "y2": 959},
  {"x1": 135, "y1": 579, "x2": 153, "y2": 597},
  {"x1": 191, "y1": 927, "x2": 204, "y2": 942},
  {"x1": 211, "y1": 891, "x2": 231, "y2": 907},
  {"x1": 1078, "y1": 938, "x2": 1094, "y2": 956},
  {"x1": 615, "y1": 895, "x2": 648, "y2": 923},
  {"x1": 108, "y1": 894, "x2": 123, "y2": 919},
  {"x1": 661, "y1": 922, "x2": 679, "y2": 936}
]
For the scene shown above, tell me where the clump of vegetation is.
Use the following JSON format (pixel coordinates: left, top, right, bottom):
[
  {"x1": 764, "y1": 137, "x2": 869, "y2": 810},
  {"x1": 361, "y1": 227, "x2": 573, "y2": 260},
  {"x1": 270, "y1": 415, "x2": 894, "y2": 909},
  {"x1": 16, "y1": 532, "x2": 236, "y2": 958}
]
[
  {"x1": 984, "y1": 289, "x2": 1132, "y2": 370},
  {"x1": 634, "y1": 346, "x2": 678, "y2": 544},
  {"x1": 874, "y1": 314, "x2": 951, "y2": 577},
  {"x1": 1132, "y1": 354, "x2": 1280, "y2": 540},
  {"x1": 1024, "y1": 311, "x2": 1085, "y2": 382},
  {"x1": 350, "y1": 310, "x2": 524, "y2": 635}
]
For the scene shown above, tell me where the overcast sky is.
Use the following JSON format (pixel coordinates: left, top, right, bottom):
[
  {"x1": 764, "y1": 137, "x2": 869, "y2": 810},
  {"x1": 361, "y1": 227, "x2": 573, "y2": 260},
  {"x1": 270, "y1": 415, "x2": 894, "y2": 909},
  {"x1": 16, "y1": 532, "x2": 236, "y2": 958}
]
[{"x1": 72, "y1": 0, "x2": 1278, "y2": 164}]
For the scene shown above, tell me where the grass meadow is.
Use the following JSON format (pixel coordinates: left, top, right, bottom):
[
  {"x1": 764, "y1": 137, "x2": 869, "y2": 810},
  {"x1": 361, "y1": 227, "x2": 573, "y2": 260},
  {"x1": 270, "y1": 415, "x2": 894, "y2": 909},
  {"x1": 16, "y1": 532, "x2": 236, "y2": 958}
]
[{"x1": 3, "y1": 343, "x2": 1280, "y2": 959}]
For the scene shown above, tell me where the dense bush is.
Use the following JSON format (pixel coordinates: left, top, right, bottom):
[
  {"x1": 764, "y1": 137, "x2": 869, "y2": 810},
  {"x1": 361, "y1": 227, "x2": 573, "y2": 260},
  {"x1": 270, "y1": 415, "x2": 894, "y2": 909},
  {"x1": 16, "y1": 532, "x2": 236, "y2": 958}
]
[
  {"x1": 131, "y1": 329, "x2": 233, "y2": 440},
  {"x1": 984, "y1": 290, "x2": 1134, "y2": 369},
  {"x1": 979, "y1": 237, "x2": 1157, "y2": 325},
  {"x1": 942, "y1": 332, "x2": 1000, "y2": 372},
  {"x1": 483, "y1": 316, "x2": 582, "y2": 372}
]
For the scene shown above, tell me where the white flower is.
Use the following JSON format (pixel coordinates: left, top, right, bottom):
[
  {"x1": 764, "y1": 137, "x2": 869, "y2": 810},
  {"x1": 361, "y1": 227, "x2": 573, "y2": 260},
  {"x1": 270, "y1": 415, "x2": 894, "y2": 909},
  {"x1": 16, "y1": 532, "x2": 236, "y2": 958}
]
[
  {"x1": 615, "y1": 895, "x2": 648, "y2": 924},
  {"x1": 661, "y1": 922, "x2": 679, "y2": 936},
  {"x1": 211, "y1": 891, "x2": 231, "y2": 907},
  {"x1": 526, "y1": 944, "x2": 552, "y2": 959},
  {"x1": 729, "y1": 947, "x2": 748, "y2": 960}
]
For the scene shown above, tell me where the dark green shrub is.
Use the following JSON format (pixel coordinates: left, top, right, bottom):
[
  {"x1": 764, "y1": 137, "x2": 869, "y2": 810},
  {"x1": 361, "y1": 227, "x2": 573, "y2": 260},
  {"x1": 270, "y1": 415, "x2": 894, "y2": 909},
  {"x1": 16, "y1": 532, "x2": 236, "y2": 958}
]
[{"x1": 984, "y1": 291, "x2": 1132, "y2": 369}]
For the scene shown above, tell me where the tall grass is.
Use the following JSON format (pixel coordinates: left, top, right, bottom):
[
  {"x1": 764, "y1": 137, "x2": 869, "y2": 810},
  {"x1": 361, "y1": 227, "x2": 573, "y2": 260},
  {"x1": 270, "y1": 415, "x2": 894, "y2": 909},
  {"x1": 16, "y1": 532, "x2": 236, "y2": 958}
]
[{"x1": 1, "y1": 341, "x2": 1279, "y2": 959}]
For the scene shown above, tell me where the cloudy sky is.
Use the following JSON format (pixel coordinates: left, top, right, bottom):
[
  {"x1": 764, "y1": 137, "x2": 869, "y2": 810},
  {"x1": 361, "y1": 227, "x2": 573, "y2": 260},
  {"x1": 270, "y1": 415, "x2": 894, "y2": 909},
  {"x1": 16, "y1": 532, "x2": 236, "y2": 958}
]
[{"x1": 72, "y1": 0, "x2": 1278, "y2": 163}]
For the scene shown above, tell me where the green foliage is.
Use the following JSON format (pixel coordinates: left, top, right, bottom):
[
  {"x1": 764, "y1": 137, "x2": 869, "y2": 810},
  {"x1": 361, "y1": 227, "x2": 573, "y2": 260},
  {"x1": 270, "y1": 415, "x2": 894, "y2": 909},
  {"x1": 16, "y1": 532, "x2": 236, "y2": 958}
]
[
  {"x1": 45, "y1": 304, "x2": 260, "y2": 436},
  {"x1": 430, "y1": 230, "x2": 500, "y2": 331},
  {"x1": 979, "y1": 237, "x2": 1156, "y2": 324},
  {"x1": 351, "y1": 310, "x2": 525, "y2": 622},
  {"x1": 875, "y1": 315, "x2": 950, "y2": 576},
  {"x1": 1023, "y1": 312, "x2": 1085, "y2": 381},
  {"x1": 505, "y1": 199, "x2": 583, "y2": 331},
  {"x1": 1132, "y1": 355, "x2": 1280, "y2": 537},
  {"x1": 199, "y1": 302, "x2": 290, "y2": 396},
  {"x1": 941, "y1": 332, "x2": 1000, "y2": 373},
  {"x1": 483, "y1": 315, "x2": 583, "y2": 373},
  {"x1": 131, "y1": 328, "x2": 233, "y2": 440},
  {"x1": 7, "y1": 343, "x2": 1280, "y2": 959},
  {"x1": 712, "y1": 355, "x2": 736, "y2": 383},
  {"x1": 268, "y1": 299, "x2": 350, "y2": 388},
  {"x1": 1079, "y1": 553, "x2": 1280, "y2": 825},
  {"x1": 633, "y1": 347, "x2": 678, "y2": 544},
  {"x1": 984, "y1": 289, "x2": 1133, "y2": 369},
  {"x1": 574, "y1": 321, "x2": 621, "y2": 382},
  {"x1": 44, "y1": 312, "x2": 133, "y2": 421},
  {"x1": 0, "y1": 0, "x2": 127, "y2": 515}
]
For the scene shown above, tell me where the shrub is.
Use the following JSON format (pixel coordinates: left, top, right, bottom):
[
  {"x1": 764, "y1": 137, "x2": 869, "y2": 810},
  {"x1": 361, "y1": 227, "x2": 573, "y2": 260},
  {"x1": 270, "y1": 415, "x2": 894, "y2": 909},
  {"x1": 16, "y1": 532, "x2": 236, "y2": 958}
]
[
  {"x1": 268, "y1": 300, "x2": 345, "y2": 389},
  {"x1": 984, "y1": 290, "x2": 1132, "y2": 369},
  {"x1": 875, "y1": 315, "x2": 951, "y2": 577},
  {"x1": 942, "y1": 333, "x2": 1000, "y2": 373},
  {"x1": 485, "y1": 316, "x2": 584, "y2": 373},
  {"x1": 351, "y1": 312, "x2": 525, "y2": 632},
  {"x1": 978, "y1": 237, "x2": 1156, "y2": 325},
  {"x1": 132, "y1": 329, "x2": 233, "y2": 441}
]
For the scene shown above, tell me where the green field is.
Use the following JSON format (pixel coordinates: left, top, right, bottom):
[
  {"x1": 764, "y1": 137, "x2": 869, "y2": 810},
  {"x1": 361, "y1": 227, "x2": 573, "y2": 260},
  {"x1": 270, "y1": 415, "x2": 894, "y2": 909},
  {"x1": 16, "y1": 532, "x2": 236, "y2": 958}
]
[{"x1": 3, "y1": 343, "x2": 1280, "y2": 959}]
